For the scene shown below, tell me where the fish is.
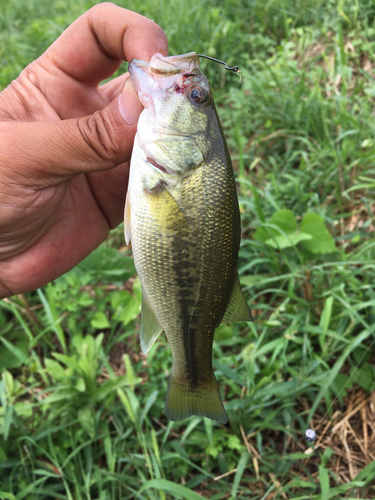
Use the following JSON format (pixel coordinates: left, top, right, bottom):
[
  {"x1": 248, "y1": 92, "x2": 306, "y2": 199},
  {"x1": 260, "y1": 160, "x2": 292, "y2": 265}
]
[{"x1": 125, "y1": 52, "x2": 252, "y2": 424}]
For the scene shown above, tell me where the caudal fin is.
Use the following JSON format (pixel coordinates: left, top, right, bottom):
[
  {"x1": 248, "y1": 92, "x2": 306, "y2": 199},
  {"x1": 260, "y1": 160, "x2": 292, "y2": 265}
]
[{"x1": 165, "y1": 372, "x2": 227, "y2": 424}]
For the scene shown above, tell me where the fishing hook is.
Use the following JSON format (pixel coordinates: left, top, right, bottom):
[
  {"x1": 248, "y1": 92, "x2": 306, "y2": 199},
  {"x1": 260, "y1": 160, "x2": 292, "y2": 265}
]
[{"x1": 197, "y1": 54, "x2": 239, "y2": 73}]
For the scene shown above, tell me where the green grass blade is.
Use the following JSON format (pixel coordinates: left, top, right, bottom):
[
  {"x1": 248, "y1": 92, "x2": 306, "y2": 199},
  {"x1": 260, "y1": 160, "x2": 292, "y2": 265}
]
[
  {"x1": 318, "y1": 465, "x2": 330, "y2": 500},
  {"x1": 231, "y1": 452, "x2": 248, "y2": 499},
  {"x1": 138, "y1": 479, "x2": 205, "y2": 499}
]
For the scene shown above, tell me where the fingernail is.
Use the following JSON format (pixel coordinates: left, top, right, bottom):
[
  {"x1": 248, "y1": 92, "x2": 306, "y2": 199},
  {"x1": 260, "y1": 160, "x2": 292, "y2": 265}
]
[{"x1": 118, "y1": 78, "x2": 142, "y2": 125}]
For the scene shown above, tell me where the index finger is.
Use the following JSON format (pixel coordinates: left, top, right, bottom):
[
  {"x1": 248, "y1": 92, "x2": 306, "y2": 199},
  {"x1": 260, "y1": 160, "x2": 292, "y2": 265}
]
[{"x1": 43, "y1": 3, "x2": 168, "y2": 85}]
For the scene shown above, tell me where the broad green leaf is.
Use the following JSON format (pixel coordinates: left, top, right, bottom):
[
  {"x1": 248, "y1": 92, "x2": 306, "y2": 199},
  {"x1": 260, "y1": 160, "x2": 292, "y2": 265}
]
[
  {"x1": 90, "y1": 312, "x2": 110, "y2": 330},
  {"x1": 13, "y1": 402, "x2": 32, "y2": 418},
  {"x1": 300, "y1": 213, "x2": 336, "y2": 254},
  {"x1": 253, "y1": 226, "x2": 270, "y2": 243},
  {"x1": 110, "y1": 290, "x2": 133, "y2": 309},
  {"x1": 254, "y1": 209, "x2": 296, "y2": 243},
  {"x1": 270, "y1": 209, "x2": 296, "y2": 233},
  {"x1": 265, "y1": 231, "x2": 312, "y2": 249},
  {"x1": 351, "y1": 363, "x2": 374, "y2": 391},
  {"x1": 44, "y1": 358, "x2": 66, "y2": 381},
  {"x1": 331, "y1": 373, "x2": 352, "y2": 399},
  {"x1": 117, "y1": 297, "x2": 141, "y2": 326}
]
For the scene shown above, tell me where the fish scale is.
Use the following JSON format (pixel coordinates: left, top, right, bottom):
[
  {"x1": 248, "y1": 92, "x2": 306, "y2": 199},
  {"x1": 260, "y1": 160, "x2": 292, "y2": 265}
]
[{"x1": 125, "y1": 52, "x2": 253, "y2": 423}]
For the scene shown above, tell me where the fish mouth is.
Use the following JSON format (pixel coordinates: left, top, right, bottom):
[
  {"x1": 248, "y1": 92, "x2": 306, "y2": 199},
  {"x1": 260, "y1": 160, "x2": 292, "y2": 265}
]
[
  {"x1": 147, "y1": 52, "x2": 200, "y2": 75},
  {"x1": 129, "y1": 52, "x2": 200, "y2": 101}
]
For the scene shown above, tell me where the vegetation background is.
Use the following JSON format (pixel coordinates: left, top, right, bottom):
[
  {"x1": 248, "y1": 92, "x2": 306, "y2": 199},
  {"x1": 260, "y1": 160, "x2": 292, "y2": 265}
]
[{"x1": 1, "y1": 0, "x2": 375, "y2": 498}]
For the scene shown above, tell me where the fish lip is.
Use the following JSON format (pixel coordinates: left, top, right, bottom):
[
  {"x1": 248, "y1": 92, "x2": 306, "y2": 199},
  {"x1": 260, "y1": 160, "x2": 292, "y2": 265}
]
[
  {"x1": 148, "y1": 52, "x2": 199, "y2": 75},
  {"x1": 130, "y1": 52, "x2": 199, "y2": 76},
  {"x1": 129, "y1": 52, "x2": 201, "y2": 104},
  {"x1": 128, "y1": 62, "x2": 155, "y2": 105}
]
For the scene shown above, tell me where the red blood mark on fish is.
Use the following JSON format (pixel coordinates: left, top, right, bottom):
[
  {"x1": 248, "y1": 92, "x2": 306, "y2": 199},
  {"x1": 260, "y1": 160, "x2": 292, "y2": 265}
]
[{"x1": 174, "y1": 73, "x2": 196, "y2": 94}]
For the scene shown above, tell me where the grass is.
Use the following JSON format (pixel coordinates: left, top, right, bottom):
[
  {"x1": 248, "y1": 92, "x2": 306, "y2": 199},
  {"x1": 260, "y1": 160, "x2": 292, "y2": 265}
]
[{"x1": 1, "y1": 0, "x2": 375, "y2": 498}]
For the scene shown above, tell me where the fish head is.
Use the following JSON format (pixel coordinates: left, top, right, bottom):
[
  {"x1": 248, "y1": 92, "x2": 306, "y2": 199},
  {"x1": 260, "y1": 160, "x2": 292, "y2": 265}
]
[{"x1": 129, "y1": 53, "x2": 215, "y2": 176}]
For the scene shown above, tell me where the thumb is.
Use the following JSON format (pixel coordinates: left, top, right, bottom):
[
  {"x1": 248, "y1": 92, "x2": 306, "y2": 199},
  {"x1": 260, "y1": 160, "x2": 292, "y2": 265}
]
[{"x1": 1, "y1": 78, "x2": 142, "y2": 186}]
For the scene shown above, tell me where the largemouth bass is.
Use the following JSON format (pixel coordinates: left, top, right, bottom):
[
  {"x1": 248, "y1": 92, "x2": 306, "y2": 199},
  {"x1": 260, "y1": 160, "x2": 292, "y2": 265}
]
[{"x1": 125, "y1": 52, "x2": 252, "y2": 424}]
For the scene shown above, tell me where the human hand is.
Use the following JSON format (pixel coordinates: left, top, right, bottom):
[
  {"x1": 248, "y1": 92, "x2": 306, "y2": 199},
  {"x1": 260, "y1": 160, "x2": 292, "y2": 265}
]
[{"x1": 0, "y1": 3, "x2": 168, "y2": 298}]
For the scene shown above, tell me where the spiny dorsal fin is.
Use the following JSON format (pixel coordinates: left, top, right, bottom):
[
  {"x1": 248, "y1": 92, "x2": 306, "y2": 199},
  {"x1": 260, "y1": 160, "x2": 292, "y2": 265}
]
[
  {"x1": 140, "y1": 289, "x2": 164, "y2": 354},
  {"x1": 221, "y1": 274, "x2": 253, "y2": 324}
]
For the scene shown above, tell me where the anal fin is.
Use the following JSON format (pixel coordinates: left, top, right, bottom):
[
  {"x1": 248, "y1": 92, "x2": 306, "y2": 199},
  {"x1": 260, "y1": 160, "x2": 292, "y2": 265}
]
[
  {"x1": 221, "y1": 273, "x2": 253, "y2": 324},
  {"x1": 140, "y1": 289, "x2": 163, "y2": 354}
]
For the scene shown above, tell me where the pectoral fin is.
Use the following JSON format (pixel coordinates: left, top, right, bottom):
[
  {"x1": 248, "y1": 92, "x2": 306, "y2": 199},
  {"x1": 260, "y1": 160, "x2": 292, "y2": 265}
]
[
  {"x1": 221, "y1": 274, "x2": 253, "y2": 324},
  {"x1": 140, "y1": 290, "x2": 163, "y2": 354},
  {"x1": 145, "y1": 183, "x2": 192, "y2": 230},
  {"x1": 124, "y1": 194, "x2": 131, "y2": 245}
]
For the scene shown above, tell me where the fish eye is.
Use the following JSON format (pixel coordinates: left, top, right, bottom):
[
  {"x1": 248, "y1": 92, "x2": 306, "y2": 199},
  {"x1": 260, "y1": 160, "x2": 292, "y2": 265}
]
[{"x1": 188, "y1": 85, "x2": 208, "y2": 104}]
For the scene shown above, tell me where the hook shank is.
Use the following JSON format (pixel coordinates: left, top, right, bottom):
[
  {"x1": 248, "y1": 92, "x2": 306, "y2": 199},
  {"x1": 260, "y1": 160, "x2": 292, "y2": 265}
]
[{"x1": 197, "y1": 54, "x2": 239, "y2": 73}]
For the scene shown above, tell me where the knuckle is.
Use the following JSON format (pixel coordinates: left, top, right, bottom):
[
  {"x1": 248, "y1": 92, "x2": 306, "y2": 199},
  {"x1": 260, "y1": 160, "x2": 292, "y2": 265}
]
[{"x1": 22, "y1": 63, "x2": 40, "y2": 87}]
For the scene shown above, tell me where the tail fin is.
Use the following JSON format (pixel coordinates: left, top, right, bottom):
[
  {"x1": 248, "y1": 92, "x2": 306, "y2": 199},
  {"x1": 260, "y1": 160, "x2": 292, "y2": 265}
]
[{"x1": 165, "y1": 372, "x2": 227, "y2": 424}]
